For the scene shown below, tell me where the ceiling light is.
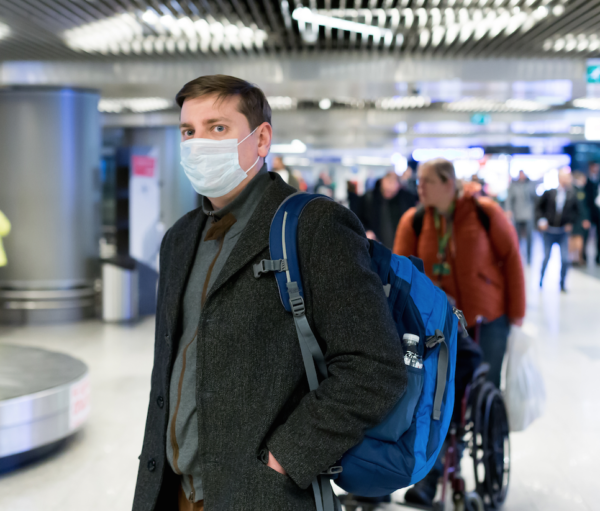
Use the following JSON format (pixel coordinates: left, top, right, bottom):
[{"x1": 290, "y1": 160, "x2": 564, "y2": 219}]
[
  {"x1": 376, "y1": 96, "x2": 432, "y2": 109},
  {"x1": 63, "y1": 11, "x2": 267, "y2": 55},
  {"x1": 412, "y1": 148, "x2": 485, "y2": 162},
  {"x1": 319, "y1": 98, "x2": 332, "y2": 110},
  {"x1": 0, "y1": 22, "x2": 10, "y2": 40},
  {"x1": 552, "y1": 5, "x2": 565, "y2": 16},
  {"x1": 585, "y1": 118, "x2": 600, "y2": 141},
  {"x1": 444, "y1": 98, "x2": 549, "y2": 112},
  {"x1": 98, "y1": 97, "x2": 174, "y2": 113},
  {"x1": 270, "y1": 139, "x2": 307, "y2": 154},
  {"x1": 267, "y1": 96, "x2": 298, "y2": 110},
  {"x1": 573, "y1": 98, "x2": 600, "y2": 110},
  {"x1": 292, "y1": 7, "x2": 394, "y2": 43}
]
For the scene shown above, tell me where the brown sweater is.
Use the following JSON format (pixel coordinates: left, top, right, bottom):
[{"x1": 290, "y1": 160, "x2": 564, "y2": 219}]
[{"x1": 393, "y1": 193, "x2": 526, "y2": 327}]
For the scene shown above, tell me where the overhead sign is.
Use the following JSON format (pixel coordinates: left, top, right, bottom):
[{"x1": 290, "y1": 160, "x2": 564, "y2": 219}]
[
  {"x1": 587, "y1": 59, "x2": 600, "y2": 83},
  {"x1": 471, "y1": 113, "x2": 491, "y2": 125},
  {"x1": 132, "y1": 154, "x2": 156, "y2": 177}
]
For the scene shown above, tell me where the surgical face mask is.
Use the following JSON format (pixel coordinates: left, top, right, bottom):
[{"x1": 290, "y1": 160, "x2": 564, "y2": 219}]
[{"x1": 180, "y1": 128, "x2": 260, "y2": 198}]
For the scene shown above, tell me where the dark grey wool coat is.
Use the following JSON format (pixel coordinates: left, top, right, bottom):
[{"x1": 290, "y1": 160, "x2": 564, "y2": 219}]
[{"x1": 132, "y1": 173, "x2": 407, "y2": 511}]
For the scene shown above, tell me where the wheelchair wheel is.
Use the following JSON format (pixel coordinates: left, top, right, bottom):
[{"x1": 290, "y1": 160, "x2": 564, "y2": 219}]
[{"x1": 471, "y1": 383, "x2": 510, "y2": 509}]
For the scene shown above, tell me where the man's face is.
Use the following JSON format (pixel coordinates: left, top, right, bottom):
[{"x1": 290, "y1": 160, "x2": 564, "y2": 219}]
[
  {"x1": 518, "y1": 171, "x2": 526, "y2": 182},
  {"x1": 590, "y1": 163, "x2": 600, "y2": 178},
  {"x1": 558, "y1": 171, "x2": 572, "y2": 189},
  {"x1": 272, "y1": 156, "x2": 285, "y2": 170},
  {"x1": 380, "y1": 172, "x2": 401, "y2": 199},
  {"x1": 179, "y1": 94, "x2": 272, "y2": 174}
]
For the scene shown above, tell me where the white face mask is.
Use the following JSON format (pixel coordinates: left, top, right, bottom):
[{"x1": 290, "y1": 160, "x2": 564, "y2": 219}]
[{"x1": 180, "y1": 127, "x2": 260, "y2": 198}]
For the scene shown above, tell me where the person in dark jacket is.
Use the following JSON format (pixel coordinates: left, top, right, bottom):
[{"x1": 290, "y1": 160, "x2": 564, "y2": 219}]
[
  {"x1": 357, "y1": 170, "x2": 418, "y2": 250},
  {"x1": 570, "y1": 172, "x2": 591, "y2": 266},
  {"x1": 583, "y1": 162, "x2": 600, "y2": 264},
  {"x1": 507, "y1": 171, "x2": 537, "y2": 264},
  {"x1": 132, "y1": 75, "x2": 407, "y2": 511},
  {"x1": 537, "y1": 170, "x2": 580, "y2": 292}
]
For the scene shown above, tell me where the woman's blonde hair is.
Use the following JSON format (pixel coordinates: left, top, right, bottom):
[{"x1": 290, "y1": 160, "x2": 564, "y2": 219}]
[{"x1": 419, "y1": 158, "x2": 456, "y2": 183}]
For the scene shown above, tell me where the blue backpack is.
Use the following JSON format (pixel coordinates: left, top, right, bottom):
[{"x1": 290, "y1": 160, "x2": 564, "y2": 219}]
[{"x1": 253, "y1": 193, "x2": 461, "y2": 511}]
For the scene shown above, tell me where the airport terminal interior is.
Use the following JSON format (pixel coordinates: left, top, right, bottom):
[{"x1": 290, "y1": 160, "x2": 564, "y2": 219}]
[{"x1": 1, "y1": 0, "x2": 600, "y2": 510}]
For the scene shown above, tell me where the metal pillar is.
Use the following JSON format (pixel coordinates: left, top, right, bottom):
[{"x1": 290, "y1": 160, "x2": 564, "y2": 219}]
[{"x1": 0, "y1": 87, "x2": 101, "y2": 323}]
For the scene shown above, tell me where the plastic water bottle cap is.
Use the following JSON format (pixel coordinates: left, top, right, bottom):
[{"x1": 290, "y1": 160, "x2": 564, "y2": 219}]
[{"x1": 402, "y1": 333, "x2": 420, "y2": 345}]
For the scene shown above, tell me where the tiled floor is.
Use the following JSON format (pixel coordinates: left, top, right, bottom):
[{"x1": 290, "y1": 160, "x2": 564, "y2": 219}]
[{"x1": 0, "y1": 237, "x2": 599, "y2": 511}]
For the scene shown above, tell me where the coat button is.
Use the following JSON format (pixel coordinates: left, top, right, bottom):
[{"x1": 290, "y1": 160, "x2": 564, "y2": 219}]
[
  {"x1": 156, "y1": 395, "x2": 164, "y2": 408},
  {"x1": 147, "y1": 458, "x2": 156, "y2": 472}
]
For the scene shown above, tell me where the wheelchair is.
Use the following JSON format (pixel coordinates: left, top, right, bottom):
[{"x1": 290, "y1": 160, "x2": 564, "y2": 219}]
[{"x1": 433, "y1": 361, "x2": 510, "y2": 511}]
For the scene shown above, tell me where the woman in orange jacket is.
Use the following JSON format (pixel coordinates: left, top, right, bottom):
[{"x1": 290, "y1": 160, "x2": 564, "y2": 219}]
[{"x1": 393, "y1": 158, "x2": 526, "y2": 388}]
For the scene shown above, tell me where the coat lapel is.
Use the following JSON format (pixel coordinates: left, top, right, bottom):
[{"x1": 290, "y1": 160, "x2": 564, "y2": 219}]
[
  {"x1": 163, "y1": 208, "x2": 207, "y2": 341},
  {"x1": 206, "y1": 174, "x2": 294, "y2": 304}
]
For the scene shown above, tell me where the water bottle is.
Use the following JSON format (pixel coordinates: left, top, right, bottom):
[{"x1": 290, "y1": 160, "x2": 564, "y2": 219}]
[{"x1": 402, "y1": 333, "x2": 423, "y2": 369}]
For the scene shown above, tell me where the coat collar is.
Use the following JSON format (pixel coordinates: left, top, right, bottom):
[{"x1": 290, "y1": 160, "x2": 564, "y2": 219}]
[
  {"x1": 204, "y1": 173, "x2": 295, "y2": 304},
  {"x1": 162, "y1": 173, "x2": 294, "y2": 338},
  {"x1": 163, "y1": 207, "x2": 207, "y2": 339}
]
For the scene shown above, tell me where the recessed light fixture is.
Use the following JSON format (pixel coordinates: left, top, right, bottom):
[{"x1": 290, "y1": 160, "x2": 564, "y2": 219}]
[
  {"x1": 98, "y1": 97, "x2": 174, "y2": 113},
  {"x1": 0, "y1": 21, "x2": 9, "y2": 40},
  {"x1": 319, "y1": 98, "x2": 332, "y2": 110},
  {"x1": 63, "y1": 11, "x2": 267, "y2": 55}
]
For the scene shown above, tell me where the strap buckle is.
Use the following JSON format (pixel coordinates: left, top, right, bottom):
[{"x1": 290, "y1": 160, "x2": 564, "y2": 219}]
[
  {"x1": 453, "y1": 307, "x2": 468, "y2": 330},
  {"x1": 426, "y1": 329, "x2": 445, "y2": 349},
  {"x1": 320, "y1": 465, "x2": 343, "y2": 476},
  {"x1": 253, "y1": 259, "x2": 288, "y2": 279},
  {"x1": 289, "y1": 295, "x2": 305, "y2": 317}
]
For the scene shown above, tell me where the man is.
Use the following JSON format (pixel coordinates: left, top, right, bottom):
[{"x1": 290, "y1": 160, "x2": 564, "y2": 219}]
[
  {"x1": 537, "y1": 169, "x2": 580, "y2": 292},
  {"x1": 584, "y1": 162, "x2": 600, "y2": 264},
  {"x1": 393, "y1": 158, "x2": 525, "y2": 507},
  {"x1": 357, "y1": 170, "x2": 418, "y2": 250},
  {"x1": 271, "y1": 155, "x2": 301, "y2": 190},
  {"x1": 132, "y1": 75, "x2": 406, "y2": 511},
  {"x1": 507, "y1": 170, "x2": 537, "y2": 264},
  {"x1": 570, "y1": 172, "x2": 591, "y2": 266}
]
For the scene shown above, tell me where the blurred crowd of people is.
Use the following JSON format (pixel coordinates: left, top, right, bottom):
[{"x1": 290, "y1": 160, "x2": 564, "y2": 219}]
[{"x1": 334, "y1": 157, "x2": 599, "y2": 507}]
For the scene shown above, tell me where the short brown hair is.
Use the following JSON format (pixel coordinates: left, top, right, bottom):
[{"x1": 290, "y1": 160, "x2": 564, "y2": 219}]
[{"x1": 176, "y1": 75, "x2": 271, "y2": 130}]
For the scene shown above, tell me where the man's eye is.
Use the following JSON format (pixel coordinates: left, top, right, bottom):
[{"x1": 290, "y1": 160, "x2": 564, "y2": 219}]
[
  {"x1": 214, "y1": 125, "x2": 225, "y2": 133},
  {"x1": 183, "y1": 129, "x2": 193, "y2": 137}
]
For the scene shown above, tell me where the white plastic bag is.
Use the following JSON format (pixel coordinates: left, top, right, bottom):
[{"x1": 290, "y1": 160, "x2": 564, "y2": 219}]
[{"x1": 503, "y1": 326, "x2": 546, "y2": 432}]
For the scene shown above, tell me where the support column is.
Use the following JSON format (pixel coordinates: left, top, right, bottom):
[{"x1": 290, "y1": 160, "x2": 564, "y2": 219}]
[{"x1": 0, "y1": 86, "x2": 101, "y2": 324}]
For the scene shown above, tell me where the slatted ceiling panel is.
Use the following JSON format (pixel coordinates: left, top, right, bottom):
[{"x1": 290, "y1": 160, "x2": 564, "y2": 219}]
[
  {"x1": 476, "y1": 0, "x2": 590, "y2": 57},
  {"x1": 0, "y1": 0, "x2": 598, "y2": 59}
]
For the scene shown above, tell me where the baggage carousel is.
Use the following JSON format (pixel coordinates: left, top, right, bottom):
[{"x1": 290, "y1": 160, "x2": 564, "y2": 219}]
[{"x1": 0, "y1": 344, "x2": 90, "y2": 472}]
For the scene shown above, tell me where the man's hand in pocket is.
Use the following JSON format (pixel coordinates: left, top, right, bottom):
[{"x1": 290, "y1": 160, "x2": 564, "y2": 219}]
[{"x1": 267, "y1": 452, "x2": 287, "y2": 475}]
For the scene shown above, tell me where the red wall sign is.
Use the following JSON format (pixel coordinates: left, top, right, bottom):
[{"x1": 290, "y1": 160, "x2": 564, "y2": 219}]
[{"x1": 132, "y1": 155, "x2": 156, "y2": 177}]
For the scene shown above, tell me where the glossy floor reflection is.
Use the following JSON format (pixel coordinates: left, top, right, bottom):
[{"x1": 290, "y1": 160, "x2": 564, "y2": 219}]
[{"x1": 0, "y1": 236, "x2": 599, "y2": 511}]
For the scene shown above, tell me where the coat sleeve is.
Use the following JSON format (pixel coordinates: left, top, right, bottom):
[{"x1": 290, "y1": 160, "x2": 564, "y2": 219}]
[
  {"x1": 535, "y1": 191, "x2": 547, "y2": 224},
  {"x1": 266, "y1": 201, "x2": 407, "y2": 489},
  {"x1": 393, "y1": 207, "x2": 418, "y2": 256},
  {"x1": 480, "y1": 200, "x2": 526, "y2": 321}
]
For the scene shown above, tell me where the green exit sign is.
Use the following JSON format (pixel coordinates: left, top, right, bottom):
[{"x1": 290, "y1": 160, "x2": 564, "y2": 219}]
[
  {"x1": 588, "y1": 65, "x2": 600, "y2": 83},
  {"x1": 471, "y1": 113, "x2": 491, "y2": 125}
]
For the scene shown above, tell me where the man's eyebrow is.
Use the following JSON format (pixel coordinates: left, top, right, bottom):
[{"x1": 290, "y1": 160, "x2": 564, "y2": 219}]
[
  {"x1": 204, "y1": 117, "x2": 232, "y2": 124},
  {"x1": 179, "y1": 122, "x2": 194, "y2": 129}
]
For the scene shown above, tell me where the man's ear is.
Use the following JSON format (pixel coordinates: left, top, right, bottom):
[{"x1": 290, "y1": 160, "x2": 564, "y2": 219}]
[{"x1": 257, "y1": 122, "x2": 272, "y2": 158}]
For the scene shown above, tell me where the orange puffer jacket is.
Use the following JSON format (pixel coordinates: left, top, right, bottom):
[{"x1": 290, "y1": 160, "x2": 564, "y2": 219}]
[{"x1": 393, "y1": 193, "x2": 525, "y2": 328}]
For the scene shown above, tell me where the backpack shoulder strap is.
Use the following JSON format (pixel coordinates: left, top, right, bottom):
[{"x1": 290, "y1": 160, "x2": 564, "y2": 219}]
[
  {"x1": 412, "y1": 205, "x2": 426, "y2": 239},
  {"x1": 472, "y1": 197, "x2": 491, "y2": 233},
  {"x1": 253, "y1": 192, "x2": 330, "y2": 386}
]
